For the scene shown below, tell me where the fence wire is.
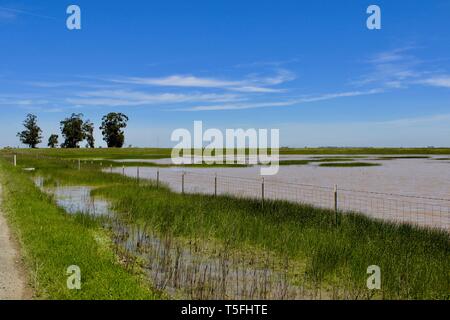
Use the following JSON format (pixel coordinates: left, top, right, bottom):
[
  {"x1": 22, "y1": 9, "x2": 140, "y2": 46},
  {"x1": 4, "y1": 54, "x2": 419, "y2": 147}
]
[{"x1": 118, "y1": 167, "x2": 450, "y2": 232}]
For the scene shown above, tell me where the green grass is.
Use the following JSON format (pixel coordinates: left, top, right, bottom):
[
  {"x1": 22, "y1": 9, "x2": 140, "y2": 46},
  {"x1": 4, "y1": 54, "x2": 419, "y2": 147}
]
[
  {"x1": 2, "y1": 147, "x2": 450, "y2": 161},
  {"x1": 373, "y1": 156, "x2": 431, "y2": 160},
  {"x1": 319, "y1": 162, "x2": 381, "y2": 167},
  {"x1": 279, "y1": 160, "x2": 311, "y2": 165},
  {"x1": 92, "y1": 182, "x2": 449, "y2": 299},
  {"x1": 310, "y1": 157, "x2": 358, "y2": 162},
  {"x1": 103, "y1": 160, "x2": 250, "y2": 168},
  {"x1": 279, "y1": 147, "x2": 450, "y2": 155},
  {"x1": 1, "y1": 151, "x2": 449, "y2": 299},
  {"x1": 275, "y1": 158, "x2": 362, "y2": 166},
  {"x1": 0, "y1": 161, "x2": 161, "y2": 299}
]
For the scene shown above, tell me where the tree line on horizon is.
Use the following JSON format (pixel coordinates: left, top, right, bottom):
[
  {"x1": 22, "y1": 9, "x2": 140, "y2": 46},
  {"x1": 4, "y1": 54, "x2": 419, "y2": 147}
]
[{"x1": 17, "y1": 112, "x2": 129, "y2": 149}]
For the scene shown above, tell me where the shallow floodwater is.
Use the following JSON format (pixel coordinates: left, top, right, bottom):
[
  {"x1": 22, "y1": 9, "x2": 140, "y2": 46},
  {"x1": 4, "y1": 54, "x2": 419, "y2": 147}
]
[
  {"x1": 32, "y1": 177, "x2": 315, "y2": 299},
  {"x1": 34, "y1": 177, "x2": 109, "y2": 216},
  {"x1": 111, "y1": 155, "x2": 450, "y2": 230}
]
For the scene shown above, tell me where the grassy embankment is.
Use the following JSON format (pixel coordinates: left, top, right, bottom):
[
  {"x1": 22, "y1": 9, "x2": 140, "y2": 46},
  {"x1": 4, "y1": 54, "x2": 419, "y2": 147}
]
[
  {"x1": 1, "y1": 151, "x2": 449, "y2": 299},
  {"x1": 0, "y1": 159, "x2": 162, "y2": 299}
]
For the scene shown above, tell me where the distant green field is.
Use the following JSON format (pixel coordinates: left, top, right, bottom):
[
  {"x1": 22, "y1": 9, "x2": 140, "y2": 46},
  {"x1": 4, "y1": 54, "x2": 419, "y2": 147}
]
[
  {"x1": 319, "y1": 162, "x2": 382, "y2": 167},
  {"x1": 1, "y1": 147, "x2": 450, "y2": 161},
  {"x1": 279, "y1": 147, "x2": 450, "y2": 155}
]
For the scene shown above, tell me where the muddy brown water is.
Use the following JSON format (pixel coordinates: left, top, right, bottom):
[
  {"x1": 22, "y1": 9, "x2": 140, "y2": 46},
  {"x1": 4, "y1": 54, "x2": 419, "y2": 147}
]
[{"x1": 111, "y1": 155, "x2": 450, "y2": 231}]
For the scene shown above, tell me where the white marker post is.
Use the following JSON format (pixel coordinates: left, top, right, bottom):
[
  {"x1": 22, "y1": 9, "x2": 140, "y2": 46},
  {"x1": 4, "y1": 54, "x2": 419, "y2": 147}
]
[{"x1": 13, "y1": 154, "x2": 17, "y2": 167}]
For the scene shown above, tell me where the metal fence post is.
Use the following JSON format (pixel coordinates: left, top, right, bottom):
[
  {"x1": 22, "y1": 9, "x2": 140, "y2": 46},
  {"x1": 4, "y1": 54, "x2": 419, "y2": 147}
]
[
  {"x1": 214, "y1": 174, "x2": 217, "y2": 197},
  {"x1": 122, "y1": 165, "x2": 125, "y2": 176},
  {"x1": 137, "y1": 167, "x2": 140, "y2": 183},
  {"x1": 156, "y1": 170, "x2": 160, "y2": 188},
  {"x1": 78, "y1": 159, "x2": 81, "y2": 171},
  {"x1": 182, "y1": 172, "x2": 185, "y2": 194},
  {"x1": 334, "y1": 184, "x2": 338, "y2": 225},
  {"x1": 262, "y1": 177, "x2": 265, "y2": 206}
]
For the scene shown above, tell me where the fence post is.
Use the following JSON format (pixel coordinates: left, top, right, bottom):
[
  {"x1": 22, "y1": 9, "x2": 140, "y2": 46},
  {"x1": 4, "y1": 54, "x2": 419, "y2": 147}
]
[
  {"x1": 110, "y1": 164, "x2": 113, "y2": 174},
  {"x1": 156, "y1": 170, "x2": 160, "y2": 188},
  {"x1": 262, "y1": 177, "x2": 265, "y2": 207},
  {"x1": 181, "y1": 172, "x2": 185, "y2": 194},
  {"x1": 78, "y1": 159, "x2": 81, "y2": 171},
  {"x1": 137, "y1": 167, "x2": 140, "y2": 184},
  {"x1": 122, "y1": 165, "x2": 125, "y2": 176},
  {"x1": 334, "y1": 184, "x2": 338, "y2": 225},
  {"x1": 214, "y1": 173, "x2": 217, "y2": 197},
  {"x1": 13, "y1": 154, "x2": 17, "y2": 167}
]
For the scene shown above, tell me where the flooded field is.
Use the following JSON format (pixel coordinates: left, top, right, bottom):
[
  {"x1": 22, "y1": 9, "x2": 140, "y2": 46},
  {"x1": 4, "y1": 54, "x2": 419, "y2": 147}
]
[
  {"x1": 34, "y1": 177, "x2": 110, "y2": 216},
  {"x1": 33, "y1": 177, "x2": 323, "y2": 299},
  {"x1": 111, "y1": 155, "x2": 450, "y2": 230}
]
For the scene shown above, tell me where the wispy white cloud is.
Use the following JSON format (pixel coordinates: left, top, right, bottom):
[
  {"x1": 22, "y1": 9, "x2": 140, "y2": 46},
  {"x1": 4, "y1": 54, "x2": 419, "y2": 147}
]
[
  {"x1": 109, "y1": 69, "x2": 295, "y2": 93},
  {"x1": 0, "y1": 6, "x2": 57, "y2": 21},
  {"x1": 419, "y1": 76, "x2": 450, "y2": 88},
  {"x1": 67, "y1": 90, "x2": 244, "y2": 107},
  {"x1": 0, "y1": 95, "x2": 50, "y2": 106},
  {"x1": 355, "y1": 47, "x2": 450, "y2": 93},
  {"x1": 180, "y1": 89, "x2": 383, "y2": 111},
  {"x1": 354, "y1": 47, "x2": 422, "y2": 89}
]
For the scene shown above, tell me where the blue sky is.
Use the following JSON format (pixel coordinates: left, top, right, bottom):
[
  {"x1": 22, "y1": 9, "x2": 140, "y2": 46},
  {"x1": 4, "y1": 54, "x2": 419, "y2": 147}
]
[{"x1": 1, "y1": 0, "x2": 450, "y2": 148}]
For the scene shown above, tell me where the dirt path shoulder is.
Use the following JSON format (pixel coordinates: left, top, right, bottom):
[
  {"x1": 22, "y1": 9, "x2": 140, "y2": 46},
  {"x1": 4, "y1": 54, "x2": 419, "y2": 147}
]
[{"x1": 0, "y1": 183, "x2": 31, "y2": 300}]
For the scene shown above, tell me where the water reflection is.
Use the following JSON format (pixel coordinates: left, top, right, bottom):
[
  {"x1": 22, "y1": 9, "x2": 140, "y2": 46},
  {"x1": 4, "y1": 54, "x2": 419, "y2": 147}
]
[{"x1": 34, "y1": 177, "x2": 109, "y2": 216}]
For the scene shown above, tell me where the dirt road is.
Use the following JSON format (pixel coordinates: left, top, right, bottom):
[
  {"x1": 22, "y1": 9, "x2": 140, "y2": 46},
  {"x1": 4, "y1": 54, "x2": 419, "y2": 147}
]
[{"x1": 0, "y1": 183, "x2": 30, "y2": 300}]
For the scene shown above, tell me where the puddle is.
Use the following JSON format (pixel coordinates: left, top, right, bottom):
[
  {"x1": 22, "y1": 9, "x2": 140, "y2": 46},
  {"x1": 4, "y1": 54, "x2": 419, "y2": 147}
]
[{"x1": 34, "y1": 177, "x2": 110, "y2": 216}]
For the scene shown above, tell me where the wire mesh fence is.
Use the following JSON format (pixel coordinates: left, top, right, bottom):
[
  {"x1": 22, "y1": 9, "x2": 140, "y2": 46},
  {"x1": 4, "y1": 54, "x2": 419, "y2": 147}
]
[{"x1": 120, "y1": 167, "x2": 450, "y2": 232}]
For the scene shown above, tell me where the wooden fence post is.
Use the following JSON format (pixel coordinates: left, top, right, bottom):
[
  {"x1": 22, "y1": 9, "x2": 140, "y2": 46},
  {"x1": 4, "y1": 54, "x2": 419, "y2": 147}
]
[{"x1": 13, "y1": 154, "x2": 17, "y2": 167}]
